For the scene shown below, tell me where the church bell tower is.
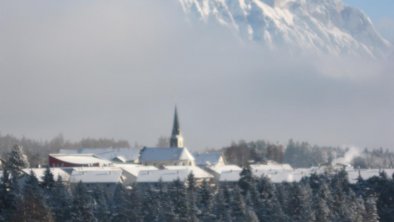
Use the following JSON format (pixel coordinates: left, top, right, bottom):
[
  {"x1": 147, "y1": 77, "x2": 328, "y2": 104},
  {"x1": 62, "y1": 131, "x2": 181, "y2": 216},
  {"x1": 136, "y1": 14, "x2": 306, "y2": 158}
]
[{"x1": 170, "y1": 107, "x2": 184, "y2": 148}]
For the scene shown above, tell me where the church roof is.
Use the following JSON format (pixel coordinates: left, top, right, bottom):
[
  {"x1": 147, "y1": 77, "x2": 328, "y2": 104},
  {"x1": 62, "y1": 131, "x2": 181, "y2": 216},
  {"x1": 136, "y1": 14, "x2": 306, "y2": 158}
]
[{"x1": 139, "y1": 147, "x2": 195, "y2": 162}]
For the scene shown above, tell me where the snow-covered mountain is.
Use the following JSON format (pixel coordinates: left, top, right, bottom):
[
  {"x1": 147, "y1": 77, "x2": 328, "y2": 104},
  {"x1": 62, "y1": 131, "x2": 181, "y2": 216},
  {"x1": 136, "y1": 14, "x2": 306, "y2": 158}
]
[{"x1": 179, "y1": 0, "x2": 392, "y2": 58}]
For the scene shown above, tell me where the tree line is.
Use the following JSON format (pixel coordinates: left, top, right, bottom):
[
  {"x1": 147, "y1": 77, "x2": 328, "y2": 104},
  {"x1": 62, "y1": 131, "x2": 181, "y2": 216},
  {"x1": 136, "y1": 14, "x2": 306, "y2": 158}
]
[
  {"x1": 0, "y1": 133, "x2": 130, "y2": 167},
  {"x1": 222, "y1": 139, "x2": 394, "y2": 169}
]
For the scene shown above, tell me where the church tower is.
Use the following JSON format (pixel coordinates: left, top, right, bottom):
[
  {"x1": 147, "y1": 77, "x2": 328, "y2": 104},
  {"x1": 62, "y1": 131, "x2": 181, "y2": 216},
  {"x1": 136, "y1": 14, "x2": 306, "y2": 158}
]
[{"x1": 170, "y1": 107, "x2": 184, "y2": 148}]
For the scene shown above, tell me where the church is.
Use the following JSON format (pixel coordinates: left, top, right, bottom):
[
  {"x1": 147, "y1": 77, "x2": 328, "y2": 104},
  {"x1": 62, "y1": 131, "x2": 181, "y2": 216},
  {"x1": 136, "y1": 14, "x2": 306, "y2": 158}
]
[{"x1": 138, "y1": 107, "x2": 195, "y2": 167}]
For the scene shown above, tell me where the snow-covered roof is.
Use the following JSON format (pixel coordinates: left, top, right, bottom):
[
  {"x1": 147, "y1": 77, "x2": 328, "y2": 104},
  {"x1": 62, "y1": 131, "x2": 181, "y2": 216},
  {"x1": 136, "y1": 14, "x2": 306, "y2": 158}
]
[
  {"x1": 251, "y1": 162, "x2": 293, "y2": 171},
  {"x1": 208, "y1": 165, "x2": 242, "y2": 182},
  {"x1": 59, "y1": 147, "x2": 139, "y2": 162},
  {"x1": 194, "y1": 151, "x2": 222, "y2": 166},
  {"x1": 116, "y1": 164, "x2": 158, "y2": 177},
  {"x1": 70, "y1": 167, "x2": 123, "y2": 184},
  {"x1": 50, "y1": 154, "x2": 112, "y2": 166},
  {"x1": 139, "y1": 147, "x2": 195, "y2": 162},
  {"x1": 164, "y1": 166, "x2": 213, "y2": 179},
  {"x1": 22, "y1": 168, "x2": 70, "y2": 182}
]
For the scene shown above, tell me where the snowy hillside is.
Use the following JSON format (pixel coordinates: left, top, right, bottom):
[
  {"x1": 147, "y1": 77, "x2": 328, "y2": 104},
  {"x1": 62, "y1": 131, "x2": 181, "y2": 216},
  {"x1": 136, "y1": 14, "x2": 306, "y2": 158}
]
[{"x1": 179, "y1": 0, "x2": 392, "y2": 58}]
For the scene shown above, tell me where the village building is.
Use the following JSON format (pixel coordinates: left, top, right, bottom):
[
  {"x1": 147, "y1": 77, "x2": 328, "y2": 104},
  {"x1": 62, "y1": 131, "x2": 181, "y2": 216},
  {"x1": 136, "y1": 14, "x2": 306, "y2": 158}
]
[
  {"x1": 163, "y1": 165, "x2": 213, "y2": 183},
  {"x1": 59, "y1": 147, "x2": 140, "y2": 163},
  {"x1": 48, "y1": 153, "x2": 112, "y2": 167},
  {"x1": 194, "y1": 151, "x2": 225, "y2": 168},
  {"x1": 207, "y1": 165, "x2": 242, "y2": 183},
  {"x1": 116, "y1": 164, "x2": 158, "y2": 185}
]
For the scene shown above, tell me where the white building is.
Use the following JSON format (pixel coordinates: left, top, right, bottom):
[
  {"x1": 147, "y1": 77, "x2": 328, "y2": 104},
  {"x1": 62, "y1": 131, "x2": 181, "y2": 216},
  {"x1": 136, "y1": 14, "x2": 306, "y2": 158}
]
[
  {"x1": 207, "y1": 165, "x2": 242, "y2": 183},
  {"x1": 59, "y1": 147, "x2": 140, "y2": 163},
  {"x1": 194, "y1": 151, "x2": 225, "y2": 168}
]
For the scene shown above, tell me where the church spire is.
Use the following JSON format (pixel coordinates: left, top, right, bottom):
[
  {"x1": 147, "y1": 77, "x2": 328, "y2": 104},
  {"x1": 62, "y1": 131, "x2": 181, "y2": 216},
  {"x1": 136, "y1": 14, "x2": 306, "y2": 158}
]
[{"x1": 170, "y1": 106, "x2": 184, "y2": 148}]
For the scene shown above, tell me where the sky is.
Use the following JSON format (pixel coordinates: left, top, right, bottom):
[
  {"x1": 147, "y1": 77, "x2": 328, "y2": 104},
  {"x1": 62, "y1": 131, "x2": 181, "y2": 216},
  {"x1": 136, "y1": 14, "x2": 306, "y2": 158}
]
[
  {"x1": 344, "y1": 0, "x2": 394, "y2": 42},
  {"x1": 344, "y1": 0, "x2": 394, "y2": 20},
  {"x1": 0, "y1": 0, "x2": 393, "y2": 151}
]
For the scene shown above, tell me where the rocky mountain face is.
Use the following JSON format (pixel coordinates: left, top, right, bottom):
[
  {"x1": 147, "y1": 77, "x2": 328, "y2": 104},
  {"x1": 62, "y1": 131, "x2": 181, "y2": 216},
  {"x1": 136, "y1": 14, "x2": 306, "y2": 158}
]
[{"x1": 179, "y1": 0, "x2": 392, "y2": 58}]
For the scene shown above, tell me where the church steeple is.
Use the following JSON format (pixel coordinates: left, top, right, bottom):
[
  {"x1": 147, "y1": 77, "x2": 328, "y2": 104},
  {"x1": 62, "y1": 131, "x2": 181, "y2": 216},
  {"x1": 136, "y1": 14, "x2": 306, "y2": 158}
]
[{"x1": 170, "y1": 107, "x2": 184, "y2": 148}]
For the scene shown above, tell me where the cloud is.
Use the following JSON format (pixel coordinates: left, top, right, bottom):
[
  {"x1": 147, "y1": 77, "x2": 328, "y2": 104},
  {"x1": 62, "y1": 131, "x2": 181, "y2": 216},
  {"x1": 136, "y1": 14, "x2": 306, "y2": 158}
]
[{"x1": 0, "y1": 0, "x2": 393, "y2": 150}]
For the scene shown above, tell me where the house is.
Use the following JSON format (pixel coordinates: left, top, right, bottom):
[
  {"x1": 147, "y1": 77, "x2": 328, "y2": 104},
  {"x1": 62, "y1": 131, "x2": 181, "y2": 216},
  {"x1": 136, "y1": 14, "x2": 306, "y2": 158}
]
[
  {"x1": 164, "y1": 165, "x2": 213, "y2": 183},
  {"x1": 68, "y1": 167, "x2": 123, "y2": 196},
  {"x1": 194, "y1": 151, "x2": 225, "y2": 168},
  {"x1": 118, "y1": 164, "x2": 212, "y2": 184},
  {"x1": 59, "y1": 147, "x2": 140, "y2": 163},
  {"x1": 48, "y1": 153, "x2": 112, "y2": 167},
  {"x1": 116, "y1": 164, "x2": 158, "y2": 185},
  {"x1": 251, "y1": 161, "x2": 293, "y2": 178},
  {"x1": 207, "y1": 165, "x2": 242, "y2": 183},
  {"x1": 69, "y1": 167, "x2": 123, "y2": 184}
]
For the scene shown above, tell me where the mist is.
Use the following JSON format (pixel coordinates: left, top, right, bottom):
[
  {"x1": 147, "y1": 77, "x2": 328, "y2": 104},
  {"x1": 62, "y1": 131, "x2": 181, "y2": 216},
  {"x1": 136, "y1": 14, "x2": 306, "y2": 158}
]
[{"x1": 0, "y1": 0, "x2": 393, "y2": 150}]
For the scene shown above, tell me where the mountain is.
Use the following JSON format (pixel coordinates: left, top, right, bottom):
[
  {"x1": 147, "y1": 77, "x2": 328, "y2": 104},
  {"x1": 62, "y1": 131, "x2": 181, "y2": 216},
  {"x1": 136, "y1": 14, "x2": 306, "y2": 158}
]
[{"x1": 179, "y1": 0, "x2": 392, "y2": 58}]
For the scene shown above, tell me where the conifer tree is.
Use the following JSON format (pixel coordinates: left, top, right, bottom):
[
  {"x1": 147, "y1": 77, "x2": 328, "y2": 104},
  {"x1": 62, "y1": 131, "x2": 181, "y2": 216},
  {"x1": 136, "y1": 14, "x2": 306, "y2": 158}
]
[
  {"x1": 110, "y1": 184, "x2": 133, "y2": 222},
  {"x1": 239, "y1": 165, "x2": 254, "y2": 195},
  {"x1": 197, "y1": 180, "x2": 214, "y2": 221},
  {"x1": 21, "y1": 171, "x2": 54, "y2": 222},
  {"x1": 92, "y1": 185, "x2": 111, "y2": 222},
  {"x1": 5, "y1": 145, "x2": 29, "y2": 177},
  {"x1": 49, "y1": 176, "x2": 72, "y2": 222},
  {"x1": 186, "y1": 173, "x2": 199, "y2": 222},
  {"x1": 71, "y1": 182, "x2": 95, "y2": 222},
  {"x1": 0, "y1": 168, "x2": 18, "y2": 221},
  {"x1": 213, "y1": 186, "x2": 232, "y2": 222},
  {"x1": 170, "y1": 179, "x2": 188, "y2": 221},
  {"x1": 42, "y1": 165, "x2": 55, "y2": 190},
  {"x1": 363, "y1": 195, "x2": 379, "y2": 222},
  {"x1": 231, "y1": 187, "x2": 247, "y2": 221}
]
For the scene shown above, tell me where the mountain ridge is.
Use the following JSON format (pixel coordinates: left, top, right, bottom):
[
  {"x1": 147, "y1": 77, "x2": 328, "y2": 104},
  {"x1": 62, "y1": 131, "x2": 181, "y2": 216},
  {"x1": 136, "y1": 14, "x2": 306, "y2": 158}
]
[{"x1": 179, "y1": 0, "x2": 392, "y2": 58}]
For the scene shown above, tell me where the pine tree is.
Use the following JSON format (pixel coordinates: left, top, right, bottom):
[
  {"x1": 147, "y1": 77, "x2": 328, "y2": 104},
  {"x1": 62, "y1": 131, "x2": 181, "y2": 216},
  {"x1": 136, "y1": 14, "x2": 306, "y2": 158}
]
[
  {"x1": 71, "y1": 182, "x2": 95, "y2": 222},
  {"x1": 49, "y1": 176, "x2": 72, "y2": 222},
  {"x1": 42, "y1": 165, "x2": 55, "y2": 190},
  {"x1": 363, "y1": 195, "x2": 379, "y2": 222},
  {"x1": 239, "y1": 165, "x2": 254, "y2": 195},
  {"x1": 213, "y1": 186, "x2": 232, "y2": 222},
  {"x1": 21, "y1": 171, "x2": 54, "y2": 222},
  {"x1": 5, "y1": 145, "x2": 29, "y2": 177},
  {"x1": 186, "y1": 173, "x2": 199, "y2": 222},
  {"x1": 0, "y1": 168, "x2": 19, "y2": 221},
  {"x1": 231, "y1": 187, "x2": 247, "y2": 221},
  {"x1": 313, "y1": 183, "x2": 332, "y2": 222},
  {"x1": 110, "y1": 184, "x2": 132, "y2": 222},
  {"x1": 4, "y1": 145, "x2": 29, "y2": 196},
  {"x1": 197, "y1": 180, "x2": 214, "y2": 221},
  {"x1": 92, "y1": 185, "x2": 110, "y2": 222},
  {"x1": 287, "y1": 182, "x2": 315, "y2": 222},
  {"x1": 257, "y1": 177, "x2": 287, "y2": 222},
  {"x1": 170, "y1": 179, "x2": 188, "y2": 222}
]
